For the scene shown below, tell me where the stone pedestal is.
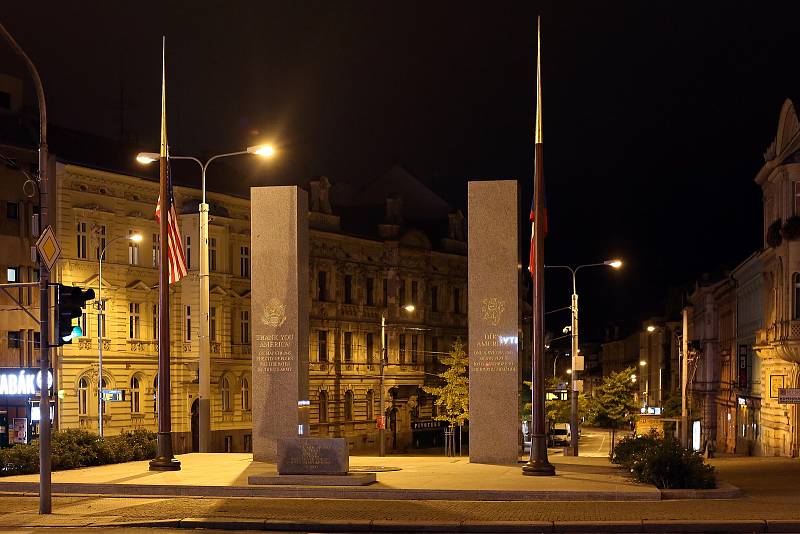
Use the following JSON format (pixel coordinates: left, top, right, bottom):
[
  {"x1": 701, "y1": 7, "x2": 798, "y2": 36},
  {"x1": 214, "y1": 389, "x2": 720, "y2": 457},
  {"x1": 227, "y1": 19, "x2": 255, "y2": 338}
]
[
  {"x1": 467, "y1": 180, "x2": 520, "y2": 465},
  {"x1": 251, "y1": 186, "x2": 309, "y2": 462},
  {"x1": 277, "y1": 437, "x2": 348, "y2": 475}
]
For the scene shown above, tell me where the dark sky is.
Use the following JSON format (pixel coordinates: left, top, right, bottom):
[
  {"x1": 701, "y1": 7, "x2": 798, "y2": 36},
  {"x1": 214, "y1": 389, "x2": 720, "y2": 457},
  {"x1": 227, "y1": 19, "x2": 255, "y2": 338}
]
[{"x1": 2, "y1": 1, "x2": 797, "y2": 341}]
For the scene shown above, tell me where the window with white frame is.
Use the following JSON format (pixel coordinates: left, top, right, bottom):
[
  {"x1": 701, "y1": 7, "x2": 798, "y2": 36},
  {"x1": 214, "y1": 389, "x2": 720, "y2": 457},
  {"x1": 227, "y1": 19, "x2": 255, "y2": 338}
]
[
  {"x1": 221, "y1": 376, "x2": 231, "y2": 411},
  {"x1": 241, "y1": 376, "x2": 250, "y2": 411},
  {"x1": 240, "y1": 310, "x2": 250, "y2": 344},
  {"x1": 129, "y1": 302, "x2": 141, "y2": 338},
  {"x1": 240, "y1": 246, "x2": 250, "y2": 278},
  {"x1": 130, "y1": 376, "x2": 141, "y2": 413},
  {"x1": 128, "y1": 230, "x2": 139, "y2": 265},
  {"x1": 185, "y1": 306, "x2": 192, "y2": 341},
  {"x1": 78, "y1": 377, "x2": 89, "y2": 416},
  {"x1": 152, "y1": 233, "x2": 160, "y2": 267},
  {"x1": 76, "y1": 221, "x2": 88, "y2": 259},
  {"x1": 185, "y1": 236, "x2": 191, "y2": 269},
  {"x1": 210, "y1": 306, "x2": 217, "y2": 342},
  {"x1": 209, "y1": 237, "x2": 217, "y2": 272}
]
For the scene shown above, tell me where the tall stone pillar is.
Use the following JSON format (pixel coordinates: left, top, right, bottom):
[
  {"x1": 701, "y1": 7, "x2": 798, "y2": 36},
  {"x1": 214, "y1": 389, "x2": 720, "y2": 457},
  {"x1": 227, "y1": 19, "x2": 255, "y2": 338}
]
[
  {"x1": 468, "y1": 180, "x2": 520, "y2": 465},
  {"x1": 251, "y1": 186, "x2": 309, "y2": 462}
]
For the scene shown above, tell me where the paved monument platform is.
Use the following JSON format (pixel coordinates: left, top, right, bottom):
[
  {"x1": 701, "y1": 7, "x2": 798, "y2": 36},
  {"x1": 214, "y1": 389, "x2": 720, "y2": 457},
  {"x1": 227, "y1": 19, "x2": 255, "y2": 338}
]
[{"x1": 0, "y1": 453, "x2": 739, "y2": 501}]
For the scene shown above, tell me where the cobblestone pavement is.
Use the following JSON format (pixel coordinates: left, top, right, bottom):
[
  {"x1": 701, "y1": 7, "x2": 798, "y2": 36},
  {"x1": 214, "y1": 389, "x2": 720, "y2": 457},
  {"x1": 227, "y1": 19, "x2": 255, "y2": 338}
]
[{"x1": 0, "y1": 455, "x2": 796, "y2": 527}]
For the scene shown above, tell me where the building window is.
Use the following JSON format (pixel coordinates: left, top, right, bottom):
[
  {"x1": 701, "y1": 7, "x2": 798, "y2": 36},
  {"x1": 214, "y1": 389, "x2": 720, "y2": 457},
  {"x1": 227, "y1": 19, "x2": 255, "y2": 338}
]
[
  {"x1": 317, "y1": 271, "x2": 328, "y2": 301},
  {"x1": 221, "y1": 376, "x2": 231, "y2": 412},
  {"x1": 128, "y1": 230, "x2": 139, "y2": 265},
  {"x1": 366, "y1": 278, "x2": 375, "y2": 306},
  {"x1": 130, "y1": 376, "x2": 141, "y2": 413},
  {"x1": 318, "y1": 390, "x2": 328, "y2": 423},
  {"x1": 399, "y1": 279, "x2": 406, "y2": 304},
  {"x1": 240, "y1": 246, "x2": 250, "y2": 278},
  {"x1": 97, "y1": 302, "x2": 106, "y2": 338},
  {"x1": 185, "y1": 236, "x2": 192, "y2": 269},
  {"x1": 431, "y1": 286, "x2": 439, "y2": 312},
  {"x1": 6, "y1": 267, "x2": 18, "y2": 283},
  {"x1": 8, "y1": 331, "x2": 21, "y2": 349},
  {"x1": 242, "y1": 377, "x2": 250, "y2": 411},
  {"x1": 411, "y1": 334, "x2": 419, "y2": 364},
  {"x1": 795, "y1": 182, "x2": 800, "y2": 215},
  {"x1": 341, "y1": 331, "x2": 352, "y2": 362},
  {"x1": 224, "y1": 435, "x2": 233, "y2": 452},
  {"x1": 129, "y1": 303, "x2": 141, "y2": 339},
  {"x1": 318, "y1": 330, "x2": 328, "y2": 362},
  {"x1": 152, "y1": 233, "x2": 160, "y2": 267},
  {"x1": 244, "y1": 434, "x2": 252, "y2": 452},
  {"x1": 210, "y1": 307, "x2": 217, "y2": 342},
  {"x1": 366, "y1": 333, "x2": 374, "y2": 368},
  {"x1": 185, "y1": 305, "x2": 192, "y2": 341},
  {"x1": 382, "y1": 278, "x2": 388, "y2": 305},
  {"x1": 78, "y1": 377, "x2": 89, "y2": 416},
  {"x1": 152, "y1": 304, "x2": 158, "y2": 340},
  {"x1": 153, "y1": 377, "x2": 158, "y2": 414},
  {"x1": 366, "y1": 390, "x2": 374, "y2": 420},
  {"x1": 209, "y1": 237, "x2": 217, "y2": 271},
  {"x1": 399, "y1": 334, "x2": 406, "y2": 365},
  {"x1": 344, "y1": 390, "x2": 354, "y2": 421},
  {"x1": 241, "y1": 310, "x2": 250, "y2": 344},
  {"x1": 794, "y1": 273, "x2": 800, "y2": 319},
  {"x1": 453, "y1": 287, "x2": 461, "y2": 314},
  {"x1": 76, "y1": 222, "x2": 88, "y2": 259},
  {"x1": 95, "y1": 225, "x2": 106, "y2": 260},
  {"x1": 344, "y1": 275, "x2": 353, "y2": 304},
  {"x1": 411, "y1": 280, "x2": 418, "y2": 305}
]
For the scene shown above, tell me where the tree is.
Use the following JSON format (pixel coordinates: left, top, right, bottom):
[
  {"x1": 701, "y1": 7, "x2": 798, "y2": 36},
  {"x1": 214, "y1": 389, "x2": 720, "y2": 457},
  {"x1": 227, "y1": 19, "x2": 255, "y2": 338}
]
[
  {"x1": 586, "y1": 366, "x2": 638, "y2": 452},
  {"x1": 423, "y1": 339, "x2": 469, "y2": 454}
]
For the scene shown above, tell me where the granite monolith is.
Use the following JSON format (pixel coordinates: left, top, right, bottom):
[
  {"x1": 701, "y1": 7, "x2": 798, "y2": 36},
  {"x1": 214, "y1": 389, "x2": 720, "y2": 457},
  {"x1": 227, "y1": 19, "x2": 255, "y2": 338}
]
[
  {"x1": 468, "y1": 180, "x2": 520, "y2": 465},
  {"x1": 251, "y1": 186, "x2": 309, "y2": 462}
]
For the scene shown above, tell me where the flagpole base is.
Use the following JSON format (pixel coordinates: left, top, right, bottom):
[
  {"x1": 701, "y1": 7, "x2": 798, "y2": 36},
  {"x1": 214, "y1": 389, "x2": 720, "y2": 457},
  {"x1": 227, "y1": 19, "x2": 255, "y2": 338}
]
[
  {"x1": 522, "y1": 460, "x2": 556, "y2": 476},
  {"x1": 149, "y1": 432, "x2": 181, "y2": 471}
]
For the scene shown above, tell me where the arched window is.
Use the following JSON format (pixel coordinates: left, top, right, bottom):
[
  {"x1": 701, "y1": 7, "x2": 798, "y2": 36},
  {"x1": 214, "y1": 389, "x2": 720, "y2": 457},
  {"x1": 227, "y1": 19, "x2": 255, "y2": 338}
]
[
  {"x1": 794, "y1": 273, "x2": 800, "y2": 319},
  {"x1": 241, "y1": 377, "x2": 250, "y2": 411},
  {"x1": 130, "y1": 376, "x2": 141, "y2": 413},
  {"x1": 344, "y1": 390, "x2": 354, "y2": 421},
  {"x1": 221, "y1": 376, "x2": 231, "y2": 412},
  {"x1": 318, "y1": 390, "x2": 328, "y2": 423},
  {"x1": 366, "y1": 390, "x2": 374, "y2": 420},
  {"x1": 78, "y1": 377, "x2": 88, "y2": 416}
]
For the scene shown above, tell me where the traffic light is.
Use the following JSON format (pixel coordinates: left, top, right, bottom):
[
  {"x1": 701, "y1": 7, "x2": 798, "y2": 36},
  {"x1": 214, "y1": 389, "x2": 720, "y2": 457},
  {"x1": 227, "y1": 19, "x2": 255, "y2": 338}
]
[{"x1": 55, "y1": 284, "x2": 95, "y2": 346}]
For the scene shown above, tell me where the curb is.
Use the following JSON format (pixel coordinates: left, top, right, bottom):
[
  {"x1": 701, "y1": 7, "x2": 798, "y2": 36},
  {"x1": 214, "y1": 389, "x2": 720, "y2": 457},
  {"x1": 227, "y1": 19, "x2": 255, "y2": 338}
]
[{"x1": 85, "y1": 518, "x2": 800, "y2": 533}]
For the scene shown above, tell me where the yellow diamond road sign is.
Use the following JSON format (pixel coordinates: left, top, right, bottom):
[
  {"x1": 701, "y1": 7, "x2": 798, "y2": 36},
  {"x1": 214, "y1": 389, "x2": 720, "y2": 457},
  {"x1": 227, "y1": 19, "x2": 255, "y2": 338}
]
[{"x1": 35, "y1": 225, "x2": 61, "y2": 272}]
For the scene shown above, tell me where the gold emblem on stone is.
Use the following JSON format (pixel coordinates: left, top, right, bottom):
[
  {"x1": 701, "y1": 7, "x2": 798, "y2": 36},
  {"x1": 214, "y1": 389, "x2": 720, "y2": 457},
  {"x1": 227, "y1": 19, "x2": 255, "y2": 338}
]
[
  {"x1": 481, "y1": 297, "x2": 505, "y2": 326},
  {"x1": 262, "y1": 298, "x2": 287, "y2": 327}
]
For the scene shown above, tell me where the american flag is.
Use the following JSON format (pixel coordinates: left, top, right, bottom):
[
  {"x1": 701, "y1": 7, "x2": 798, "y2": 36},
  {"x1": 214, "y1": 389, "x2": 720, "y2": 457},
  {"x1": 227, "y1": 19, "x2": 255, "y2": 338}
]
[{"x1": 155, "y1": 158, "x2": 187, "y2": 284}]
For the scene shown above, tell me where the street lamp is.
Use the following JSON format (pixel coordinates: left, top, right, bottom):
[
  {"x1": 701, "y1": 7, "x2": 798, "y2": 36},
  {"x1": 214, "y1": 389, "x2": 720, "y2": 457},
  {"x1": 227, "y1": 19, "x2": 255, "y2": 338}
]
[
  {"x1": 137, "y1": 144, "x2": 275, "y2": 453},
  {"x1": 97, "y1": 232, "x2": 142, "y2": 437},
  {"x1": 552, "y1": 351, "x2": 568, "y2": 377},
  {"x1": 379, "y1": 303, "x2": 415, "y2": 457},
  {"x1": 545, "y1": 258, "x2": 622, "y2": 456}
]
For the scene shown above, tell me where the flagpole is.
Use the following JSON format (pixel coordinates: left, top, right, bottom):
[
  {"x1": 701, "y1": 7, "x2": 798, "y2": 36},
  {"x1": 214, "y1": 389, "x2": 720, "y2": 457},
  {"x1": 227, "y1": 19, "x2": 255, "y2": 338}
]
[
  {"x1": 523, "y1": 16, "x2": 555, "y2": 476},
  {"x1": 151, "y1": 36, "x2": 180, "y2": 471}
]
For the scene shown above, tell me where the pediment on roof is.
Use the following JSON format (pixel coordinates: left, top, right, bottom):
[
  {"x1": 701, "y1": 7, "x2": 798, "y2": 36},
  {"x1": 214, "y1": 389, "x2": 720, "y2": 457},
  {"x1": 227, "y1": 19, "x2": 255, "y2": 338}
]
[
  {"x1": 210, "y1": 285, "x2": 228, "y2": 296},
  {"x1": 126, "y1": 280, "x2": 153, "y2": 291}
]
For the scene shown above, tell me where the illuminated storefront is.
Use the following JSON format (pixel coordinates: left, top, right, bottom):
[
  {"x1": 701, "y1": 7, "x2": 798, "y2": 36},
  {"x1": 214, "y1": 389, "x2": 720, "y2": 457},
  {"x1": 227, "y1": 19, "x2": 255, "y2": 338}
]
[{"x1": 0, "y1": 368, "x2": 53, "y2": 446}]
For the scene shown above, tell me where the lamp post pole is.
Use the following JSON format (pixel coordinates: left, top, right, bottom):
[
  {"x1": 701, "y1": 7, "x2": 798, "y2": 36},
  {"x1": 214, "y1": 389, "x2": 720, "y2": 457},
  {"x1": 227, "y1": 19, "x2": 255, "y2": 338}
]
[
  {"x1": 138, "y1": 146, "x2": 274, "y2": 452},
  {"x1": 380, "y1": 314, "x2": 386, "y2": 457},
  {"x1": 547, "y1": 260, "x2": 621, "y2": 456}
]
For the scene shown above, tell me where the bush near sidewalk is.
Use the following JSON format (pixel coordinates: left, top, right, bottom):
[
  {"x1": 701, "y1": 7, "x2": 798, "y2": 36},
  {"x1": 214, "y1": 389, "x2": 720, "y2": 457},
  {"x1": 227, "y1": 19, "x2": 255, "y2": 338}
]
[
  {"x1": 612, "y1": 431, "x2": 716, "y2": 489},
  {"x1": 0, "y1": 428, "x2": 157, "y2": 475}
]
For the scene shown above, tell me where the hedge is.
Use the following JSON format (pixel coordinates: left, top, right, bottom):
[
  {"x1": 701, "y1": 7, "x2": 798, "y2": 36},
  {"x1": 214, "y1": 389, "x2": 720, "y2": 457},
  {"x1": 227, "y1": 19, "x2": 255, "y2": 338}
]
[{"x1": 0, "y1": 428, "x2": 157, "y2": 476}]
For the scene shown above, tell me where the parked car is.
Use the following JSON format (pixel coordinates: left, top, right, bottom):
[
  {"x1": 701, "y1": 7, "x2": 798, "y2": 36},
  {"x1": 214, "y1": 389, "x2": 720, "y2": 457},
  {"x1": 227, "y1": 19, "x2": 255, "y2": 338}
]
[{"x1": 548, "y1": 423, "x2": 570, "y2": 447}]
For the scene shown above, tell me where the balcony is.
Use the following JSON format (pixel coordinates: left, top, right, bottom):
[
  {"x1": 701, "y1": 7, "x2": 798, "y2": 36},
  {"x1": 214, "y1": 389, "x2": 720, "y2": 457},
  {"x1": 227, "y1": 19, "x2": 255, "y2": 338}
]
[{"x1": 756, "y1": 320, "x2": 800, "y2": 363}]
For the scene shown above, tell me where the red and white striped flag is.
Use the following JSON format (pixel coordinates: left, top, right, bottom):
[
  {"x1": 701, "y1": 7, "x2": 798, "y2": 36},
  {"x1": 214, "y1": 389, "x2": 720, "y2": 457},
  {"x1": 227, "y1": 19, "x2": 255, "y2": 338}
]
[{"x1": 155, "y1": 163, "x2": 187, "y2": 284}]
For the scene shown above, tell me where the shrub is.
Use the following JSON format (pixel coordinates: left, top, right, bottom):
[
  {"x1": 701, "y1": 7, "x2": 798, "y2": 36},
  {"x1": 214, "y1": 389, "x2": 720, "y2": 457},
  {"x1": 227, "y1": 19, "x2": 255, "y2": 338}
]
[
  {"x1": 0, "y1": 429, "x2": 157, "y2": 476},
  {"x1": 611, "y1": 431, "x2": 661, "y2": 466},
  {"x1": 614, "y1": 433, "x2": 716, "y2": 489}
]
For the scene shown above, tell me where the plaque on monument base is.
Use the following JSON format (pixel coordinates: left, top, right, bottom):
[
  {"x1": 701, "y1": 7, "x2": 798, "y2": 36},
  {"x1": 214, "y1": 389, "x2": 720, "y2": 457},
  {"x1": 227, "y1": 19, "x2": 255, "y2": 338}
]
[{"x1": 277, "y1": 437, "x2": 349, "y2": 475}]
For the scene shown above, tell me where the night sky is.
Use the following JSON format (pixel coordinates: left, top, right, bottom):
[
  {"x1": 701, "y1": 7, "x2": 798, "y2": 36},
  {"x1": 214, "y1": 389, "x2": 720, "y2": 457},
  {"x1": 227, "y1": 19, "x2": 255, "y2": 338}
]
[{"x1": 3, "y1": 2, "x2": 798, "y2": 341}]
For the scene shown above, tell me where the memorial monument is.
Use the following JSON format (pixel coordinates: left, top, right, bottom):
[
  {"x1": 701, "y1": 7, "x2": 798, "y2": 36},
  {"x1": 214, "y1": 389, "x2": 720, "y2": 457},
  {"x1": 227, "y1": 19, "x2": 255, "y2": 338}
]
[
  {"x1": 467, "y1": 180, "x2": 521, "y2": 465},
  {"x1": 250, "y1": 186, "x2": 310, "y2": 462}
]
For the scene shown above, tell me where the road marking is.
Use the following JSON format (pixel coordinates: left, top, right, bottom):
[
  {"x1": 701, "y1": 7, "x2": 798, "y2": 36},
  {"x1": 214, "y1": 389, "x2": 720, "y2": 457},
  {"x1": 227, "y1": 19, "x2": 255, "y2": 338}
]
[{"x1": 598, "y1": 433, "x2": 606, "y2": 453}]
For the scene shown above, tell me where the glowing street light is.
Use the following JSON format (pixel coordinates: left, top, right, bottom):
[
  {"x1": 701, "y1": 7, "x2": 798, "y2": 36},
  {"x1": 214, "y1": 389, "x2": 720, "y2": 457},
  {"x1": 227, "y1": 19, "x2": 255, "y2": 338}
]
[
  {"x1": 605, "y1": 259, "x2": 623, "y2": 269},
  {"x1": 640, "y1": 360, "x2": 647, "y2": 366},
  {"x1": 647, "y1": 325, "x2": 656, "y2": 333}
]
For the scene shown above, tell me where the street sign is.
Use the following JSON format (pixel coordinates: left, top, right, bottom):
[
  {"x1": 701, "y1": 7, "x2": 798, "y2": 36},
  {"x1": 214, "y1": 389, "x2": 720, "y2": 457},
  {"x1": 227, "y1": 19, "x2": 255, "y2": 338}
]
[
  {"x1": 573, "y1": 354, "x2": 585, "y2": 372},
  {"x1": 35, "y1": 225, "x2": 61, "y2": 272},
  {"x1": 101, "y1": 389, "x2": 125, "y2": 402},
  {"x1": 778, "y1": 388, "x2": 800, "y2": 404}
]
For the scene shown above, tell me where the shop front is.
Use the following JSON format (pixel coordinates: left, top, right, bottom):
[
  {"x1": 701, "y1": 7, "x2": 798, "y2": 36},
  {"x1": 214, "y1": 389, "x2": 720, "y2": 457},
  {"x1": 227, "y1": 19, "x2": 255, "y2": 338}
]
[{"x1": 0, "y1": 368, "x2": 53, "y2": 446}]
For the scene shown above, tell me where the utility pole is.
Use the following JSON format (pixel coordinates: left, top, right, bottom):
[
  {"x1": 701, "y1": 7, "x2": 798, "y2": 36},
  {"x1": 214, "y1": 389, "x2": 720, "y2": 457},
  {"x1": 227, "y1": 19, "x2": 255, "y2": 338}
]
[
  {"x1": 569, "y1": 290, "x2": 579, "y2": 456},
  {"x1": 0, "y1": 20, "x2": 53, "y2": 515},
  {"x1": 681, "y1": 306, "x2": 689, "y2": 449}
]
